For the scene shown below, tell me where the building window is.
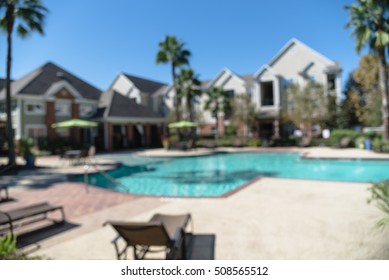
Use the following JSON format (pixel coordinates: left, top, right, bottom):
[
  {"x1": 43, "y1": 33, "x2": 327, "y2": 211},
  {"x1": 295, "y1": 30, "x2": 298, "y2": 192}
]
[
  {"x1": 55, "y1": 103, "x2": 71, "y2": 116},
  {"x1": 224, "y1": 90, "x2": 235, "y2": 98},
  {"x1": 25, "y1": 102, "x2": 45, "y2": 115},
  {"x1": 327, "y1": 74, "x2": 336, "y2": 91},
  {"x1": 79, "y1": 104, "x2": 94, "y2": 117},
  {"x1": 260, "y1": 81, "x2": 274, "y2": 106},
  {"x1": 0, "y1": 101, "x2": 17, "y2": 114},
  {"x1": 247, "y1": 87, "x2": 253, "y2": 96},
  {"x1": 283, "y1": 78, "x2": 294, "y2": 89},
  {"x1": 25, "y1": 125, "x2": 46, "y2": 142}
]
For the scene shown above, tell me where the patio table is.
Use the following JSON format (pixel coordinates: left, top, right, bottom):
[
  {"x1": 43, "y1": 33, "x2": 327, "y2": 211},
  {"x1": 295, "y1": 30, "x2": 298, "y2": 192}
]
[{"x1": 62, "y1": 150, "x2": 82, "y2": 165}]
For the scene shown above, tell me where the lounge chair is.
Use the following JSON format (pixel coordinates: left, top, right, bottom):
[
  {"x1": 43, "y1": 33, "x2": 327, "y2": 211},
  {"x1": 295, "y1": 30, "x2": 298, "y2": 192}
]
[
  {"x1": 104, "y1": 213, "x2": 192, "y2": 260},
  {"x1": 0, "y1": 202, "x2": 65, "y2": 236}
]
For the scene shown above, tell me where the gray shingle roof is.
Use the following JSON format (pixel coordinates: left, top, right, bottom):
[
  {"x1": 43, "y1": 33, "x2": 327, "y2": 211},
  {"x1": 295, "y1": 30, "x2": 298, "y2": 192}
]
[
  {"x1": 0, "y1": 62, "x2": 101, "y2": 100},
  {"x1": 123, "y1": 73, "x2": 167, "y2": 94},
  {"x1": 0, "y1": 79, "x2": 6, "y2": 91},
  {"x1": 97, "y1": 89, "x2": 163, "y2": 119},
  {"x1": 240, "y1": 74, "x2": 255, "y2": 86}
]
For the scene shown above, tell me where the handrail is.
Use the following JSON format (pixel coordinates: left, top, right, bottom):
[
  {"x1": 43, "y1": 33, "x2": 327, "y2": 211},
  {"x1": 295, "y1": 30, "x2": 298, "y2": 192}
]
[
  {"x1": 0, "y1": 162, "x2": 16, "y2": 176},
  {"x1": 84, "y1": 158, "x2": 129, "y2": 192}
]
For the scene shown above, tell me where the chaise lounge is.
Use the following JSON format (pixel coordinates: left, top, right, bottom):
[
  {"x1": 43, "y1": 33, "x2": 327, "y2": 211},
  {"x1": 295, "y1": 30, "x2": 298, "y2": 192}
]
[
  {"x1": 104, "y1": 213, "x2": 192, "y2": 260},
  {"x1": 0, "y1": 202, "x2": 65, "y2": 236}
]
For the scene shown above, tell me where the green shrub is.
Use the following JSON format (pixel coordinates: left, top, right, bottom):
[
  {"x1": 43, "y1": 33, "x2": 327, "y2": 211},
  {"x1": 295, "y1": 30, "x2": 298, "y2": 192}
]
[
  {"x1": 371, "y1": 137, "x2": 389, "y2": 153},
  {"x1": 330, "y1": 129, "x2": 358, "y2": 146},
  {"x1": 329, "y1": 130, "x2": 380, "y2": 147},
  {"x1": 225, "y1": 125, "x2": 237, "y2": 136},
  {"x1": 372, "y1": 137, "x2": 382, "y2": 152},
  {"x1": 219, "y1": 136, "x2": 234, "y2": 147},
  {"x1": 310, "y1": 138, "x2": 331, "y2": 147},
  {"x1": 368, "y1": 180, "x2": 389, "y2": 230},
  {"x1": 270, "y1": 137, "x2": 298, "y2": 147},
  {"x1": 0, "y1": 232, "x2": 17, "y2": 260},
  {"x1": 18, "y1": 138, "x2": 39, "y2": 157},
  {"x1": 0, "y1": 232, "x2": 44, "y2": 260},
  {"x1": 354, "y1": 136, "x2": 366, "y2": 149},
  {"x1": 382, "y1": 140, "x2": 389, "y2": 153},
  {"x1": 247, "y1": 139, "x2": 262, "y2": 147}
]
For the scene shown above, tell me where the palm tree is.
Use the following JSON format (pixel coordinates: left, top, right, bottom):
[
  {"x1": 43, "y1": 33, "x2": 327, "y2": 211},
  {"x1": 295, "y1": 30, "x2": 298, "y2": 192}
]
[
  {"x1": 0, "y1": 0, "x2": 48, "y2": 167},
  {"x1": 345, "y1": 0, "x2": 389, "y2": 139},
  {"x1": 204, "y1": 87, "x2": 232, "y2": 138},
  {"x1": 176, "y1": 68, "x2": 201, "y2": 122},
  {"x1": 156, "y1": 35, "x2": 191, "y2": 123}
]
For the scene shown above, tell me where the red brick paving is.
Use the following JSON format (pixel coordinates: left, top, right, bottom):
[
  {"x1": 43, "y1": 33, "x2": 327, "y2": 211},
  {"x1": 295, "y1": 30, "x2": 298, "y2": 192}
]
[{"x1": 0, "y1": 183, "x2": 138, "y2": 220}]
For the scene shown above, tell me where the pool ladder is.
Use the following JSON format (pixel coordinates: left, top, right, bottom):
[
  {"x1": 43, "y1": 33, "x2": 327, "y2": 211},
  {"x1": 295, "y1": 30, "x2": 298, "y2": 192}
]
[{"x1": 83, "y1": 159, "x2": 128, "y2": 193}]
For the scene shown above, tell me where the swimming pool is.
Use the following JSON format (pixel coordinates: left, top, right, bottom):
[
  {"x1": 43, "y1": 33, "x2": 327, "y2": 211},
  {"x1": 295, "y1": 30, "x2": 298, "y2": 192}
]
[{"x1": 77, "y1": 152, "x2": 389, "y2": 197}]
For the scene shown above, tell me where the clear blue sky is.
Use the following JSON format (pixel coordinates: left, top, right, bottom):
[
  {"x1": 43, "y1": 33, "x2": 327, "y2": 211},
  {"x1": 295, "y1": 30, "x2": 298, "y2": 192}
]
[{"x1": 0, "y1": 0, "x2": 363, "y2": 91}]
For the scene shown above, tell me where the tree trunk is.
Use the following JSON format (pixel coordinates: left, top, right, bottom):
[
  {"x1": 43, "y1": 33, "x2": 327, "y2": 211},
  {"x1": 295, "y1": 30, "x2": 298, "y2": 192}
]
[
  {"x1": 377, "y1": 47, "x2": 389, "y2": 140},
  {"x1": 171, "y1": 63, "x2": 182, "y2": 140},
  {"x1": 5, "y1": 7, "x2": 16, "y2": 167},
  {"x1": 215, "y1": 113, "x2": 219, "y2": 140}
]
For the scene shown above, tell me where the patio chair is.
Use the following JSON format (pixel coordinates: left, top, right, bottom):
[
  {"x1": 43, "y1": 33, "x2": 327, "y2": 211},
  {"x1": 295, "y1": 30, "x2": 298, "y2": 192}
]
[
  {"x1": 0, "y1": 202, "x2": 65, "y2": 236},
  {"x1": 104, "y1": 213, "x2": 192, "y2": 260}
]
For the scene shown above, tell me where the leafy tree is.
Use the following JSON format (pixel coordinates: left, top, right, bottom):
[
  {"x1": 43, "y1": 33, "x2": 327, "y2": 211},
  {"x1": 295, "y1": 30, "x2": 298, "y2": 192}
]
[
  {"x1": 345, "y1": 0, "x2": 389, "y2": 139},
  {"x1": 176, "y1": 68, "x2": 201, "y2": 122},
  {"x1": 204, "y1": 87, "x2": 232, "y2": 137},
  {"x1": 352, "y1": 54, "x2": 383, "y2": 126},
  {"x1": 231, "y1": 94, "x2": 257, "y2": 138},
  {"x1": 156, "y1": 35, "x2": 191, "y2": 123},
  {"x1": 344, "y1": 55, "x2": 387, "y2": 127},
  {"x1": 282, "y1": 81, "x2": 327, "y2": 137},
  {"x1": 0, "y1": 0, "x2": 48, "y2": 167},
  {"x1": 336, "y1": 73, "x2": 362, "y2": 129}
]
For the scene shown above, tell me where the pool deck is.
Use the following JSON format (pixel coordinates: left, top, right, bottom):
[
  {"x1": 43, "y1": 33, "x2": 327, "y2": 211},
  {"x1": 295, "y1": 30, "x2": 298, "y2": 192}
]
[{"x1": 1, "y1": 147, "x2": 389, "y2": 259}]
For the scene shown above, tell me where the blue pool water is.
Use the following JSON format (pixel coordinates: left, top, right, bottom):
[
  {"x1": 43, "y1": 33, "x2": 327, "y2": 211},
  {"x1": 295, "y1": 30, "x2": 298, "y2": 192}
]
[{"x1": 77, "y1": 152, "x2": 389, "y2": 197}]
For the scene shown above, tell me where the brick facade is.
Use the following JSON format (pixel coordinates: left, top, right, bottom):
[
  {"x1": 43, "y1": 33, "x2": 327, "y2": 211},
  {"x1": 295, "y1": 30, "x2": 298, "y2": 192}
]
[{"x1": 46, "y1": 101, "x2": 56, "y2": 140}]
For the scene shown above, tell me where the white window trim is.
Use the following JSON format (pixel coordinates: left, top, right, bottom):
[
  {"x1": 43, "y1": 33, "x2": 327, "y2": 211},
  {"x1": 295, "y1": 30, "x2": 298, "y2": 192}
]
[
  {"x1": 79, "y1": 104, "x2": 95, "y2": 117},
  {"x1": 24, "y1": 124, "x2": 47, "y2": 139},
  {"x1": 55, "y1": 102, "x2": 71, "y2": 117},
  {"x1": 24, "y1": 101, "x2": 46, "y2": 115},
  {"x1": 259, "y1": 78, "x2": 277, "y2": 109}
]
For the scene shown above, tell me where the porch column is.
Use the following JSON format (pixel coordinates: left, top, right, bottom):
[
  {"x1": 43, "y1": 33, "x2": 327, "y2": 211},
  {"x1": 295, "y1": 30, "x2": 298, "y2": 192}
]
[
  {"x1": 143, "y1": 124, "x2": 151, "y2": 147},
  {"x1": 127, "y1": 123, "x2": 133, "y2": 148},
  {"x1": 104, "y1": 122, "x2": 113, "y2": 151},
  {"x1": 71, "y1": 103, "x2": 80, "y2": 144},
  {"x1": 121, "y1": 124, "x2": 127, "y2": 148},
  {"x1": 273, "y1": 119, "x2": 280, "y2": 138}
]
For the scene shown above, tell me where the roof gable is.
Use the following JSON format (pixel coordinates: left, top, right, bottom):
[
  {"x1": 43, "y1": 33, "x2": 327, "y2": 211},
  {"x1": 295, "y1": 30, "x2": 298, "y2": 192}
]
[
  {"x1": 0, "y1": 62, "x2": 102, "y2": 100},
  {"x1": 208, "y1": 67, "x2": 246, "y2": 89},
  {"x1": 255, "y1": 38, "x2": 337, "y2": 78},
  {"x1": 123, "y1": 73, "x2": 167, "y2": 94},
  {"x1": 98, "y1": 89, "x2": 163, "y2": 119}
]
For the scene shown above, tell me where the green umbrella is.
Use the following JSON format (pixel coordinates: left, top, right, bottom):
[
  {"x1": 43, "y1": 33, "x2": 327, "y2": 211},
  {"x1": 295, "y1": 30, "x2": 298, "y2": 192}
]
[
  {"x1": 51, "y1": 118, "x2": 98, "y2": 128},
  {"x1": 168, "y1": 121, "x2": 198, "y2": 128}
]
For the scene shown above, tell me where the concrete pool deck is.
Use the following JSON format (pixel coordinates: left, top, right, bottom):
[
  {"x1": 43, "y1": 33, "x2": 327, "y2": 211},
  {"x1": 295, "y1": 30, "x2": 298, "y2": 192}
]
[{"x1": 1, "y1": 147, "x2": 389, "y2": 259}]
